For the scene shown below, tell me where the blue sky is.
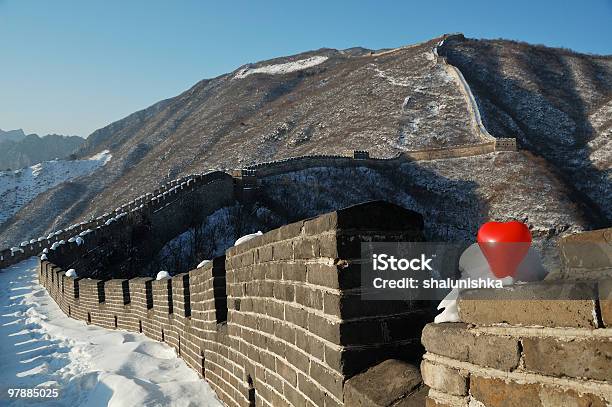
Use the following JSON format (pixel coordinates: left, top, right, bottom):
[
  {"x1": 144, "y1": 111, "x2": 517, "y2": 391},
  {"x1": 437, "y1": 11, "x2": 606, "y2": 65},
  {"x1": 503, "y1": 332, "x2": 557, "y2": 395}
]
[{"x1": 1, "y1": 0, "x2": 611, "y2": 137}]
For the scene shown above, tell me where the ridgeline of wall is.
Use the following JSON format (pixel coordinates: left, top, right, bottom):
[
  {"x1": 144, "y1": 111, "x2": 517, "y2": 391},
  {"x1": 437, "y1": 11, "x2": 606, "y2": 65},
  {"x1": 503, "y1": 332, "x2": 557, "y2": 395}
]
[
  {"x1": 0, "y1": 142, "x2": 515, "y2": 273},
  {"x1": 0, "y1": 34, "x2": 517, "y2": 271},
  {"x1": 39, "y1": 201, "x2": 436, "y2": 407},
  {"x1": 0, "y1": 172, "x2": 234, "y2": 272}
]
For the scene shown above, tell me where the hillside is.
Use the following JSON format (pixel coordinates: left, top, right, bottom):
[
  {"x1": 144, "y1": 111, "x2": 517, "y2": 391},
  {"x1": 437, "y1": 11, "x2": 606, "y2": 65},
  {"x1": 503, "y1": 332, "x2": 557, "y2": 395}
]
[
  {"x1": 0, "y1": 150, "x2": 111, "y2": 226},
  {"x1": 438, "y1": 35, "x2": 612, "y2": 223},
  {"x1": 0, "y1": 131, "x2": 84, "y2": 170},
  {"x1": 0, "y1": 35, "x2": 610, "y2": 253}
]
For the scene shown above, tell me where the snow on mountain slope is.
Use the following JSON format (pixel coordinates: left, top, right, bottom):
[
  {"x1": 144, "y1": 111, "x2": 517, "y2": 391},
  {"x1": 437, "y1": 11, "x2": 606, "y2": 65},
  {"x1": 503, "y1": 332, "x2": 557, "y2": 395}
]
[
  {"x1": 234, "y1": 55, "x2": 328, "y2": 78},
  {"x1": 0, "y1": 258, "x2": 222, "y2": 407},
  {"x1": 0, "y1": 151, "x2": 112, "y2": 225}
]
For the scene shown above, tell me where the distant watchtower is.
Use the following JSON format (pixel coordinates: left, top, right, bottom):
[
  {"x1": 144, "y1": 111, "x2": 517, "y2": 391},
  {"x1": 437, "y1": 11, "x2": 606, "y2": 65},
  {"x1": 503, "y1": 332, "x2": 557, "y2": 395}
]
[
  {"x1": 495, "y1": 138, "x2": 517, "y2": 151},
  {"x1": 231, "y1": 169, "x2": 258, "y2": 202},
  {"x1": 353, "y1": 150, "x2": 370, "y2": 159}
]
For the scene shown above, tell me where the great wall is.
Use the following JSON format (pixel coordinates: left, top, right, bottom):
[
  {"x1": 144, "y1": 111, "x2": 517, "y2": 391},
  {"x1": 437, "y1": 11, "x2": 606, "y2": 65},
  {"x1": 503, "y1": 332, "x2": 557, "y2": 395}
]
[
  {"x1": 35, "y1": 206, "x2": 612, "y2": 407},
  {"x1": 1, "y1": 33, "x2": 610, "y2": 406},
  {"x1": 0, "y1": 33, "x2": 517, "y2": 271},
  {"x1": 0, "y1": 138, "x2": 517, "y2": 272}
]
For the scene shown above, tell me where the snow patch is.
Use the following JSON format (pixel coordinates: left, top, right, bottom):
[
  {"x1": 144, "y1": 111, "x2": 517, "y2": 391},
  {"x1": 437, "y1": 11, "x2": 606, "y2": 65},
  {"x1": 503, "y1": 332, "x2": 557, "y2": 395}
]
[
  {"x1": 235, "y1": 56, "x2": 328, "y2": 78},
  {"x1": 234, "y1": 231, "x2": 263, "y2": 246},
  {"x1": 371, "y1": 65, "x2": 411, "y2": 87},
  {"x1": 0, "y1": 258, "x2": 221, "y2": 406},
  {"x1": 156, "y1": 270, "x2": 171, "y2": 280},
  {"x1": 0, "y1": 151, "x2": 112, "y2": 225},
  {"x1": 197, "y1": 260, "x2": 212, "y2": 268},
  {"x1": 65, "y1": 269, "x2": 77, "y2": 278}
]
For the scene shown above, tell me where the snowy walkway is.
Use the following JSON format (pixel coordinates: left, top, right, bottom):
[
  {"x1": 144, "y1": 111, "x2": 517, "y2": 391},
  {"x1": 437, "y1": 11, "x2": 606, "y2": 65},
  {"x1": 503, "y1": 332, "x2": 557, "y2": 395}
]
[{"x1": 0, "y1": 258, "x2": 222, "y2": 407}]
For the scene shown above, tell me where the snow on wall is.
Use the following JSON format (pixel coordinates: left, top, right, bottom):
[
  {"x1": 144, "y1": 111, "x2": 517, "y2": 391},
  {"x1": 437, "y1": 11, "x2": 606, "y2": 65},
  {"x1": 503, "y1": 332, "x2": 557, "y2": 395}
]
[{"x1": 37, "y1": 203, "x2": 433, "y2": 407}]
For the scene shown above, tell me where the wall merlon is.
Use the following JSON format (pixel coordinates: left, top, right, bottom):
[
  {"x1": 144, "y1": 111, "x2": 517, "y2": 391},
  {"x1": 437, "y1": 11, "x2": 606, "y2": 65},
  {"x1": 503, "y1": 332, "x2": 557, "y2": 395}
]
[{"x1": 457, "y1": 280, "x2": 600, "y2": 328}]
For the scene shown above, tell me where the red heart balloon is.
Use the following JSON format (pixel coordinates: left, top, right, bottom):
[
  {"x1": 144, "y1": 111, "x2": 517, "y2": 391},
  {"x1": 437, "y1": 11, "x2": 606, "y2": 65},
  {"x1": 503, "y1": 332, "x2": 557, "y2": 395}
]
[{"x1": 477, "y1": 221, "x2": 532, "y2": 278}]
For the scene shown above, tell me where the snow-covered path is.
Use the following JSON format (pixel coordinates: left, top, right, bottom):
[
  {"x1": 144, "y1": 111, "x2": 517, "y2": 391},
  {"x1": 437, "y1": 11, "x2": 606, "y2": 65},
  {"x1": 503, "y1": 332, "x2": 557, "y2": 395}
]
[{"x1": 0, "y1": 258, "x2": 222, "y2": 407}]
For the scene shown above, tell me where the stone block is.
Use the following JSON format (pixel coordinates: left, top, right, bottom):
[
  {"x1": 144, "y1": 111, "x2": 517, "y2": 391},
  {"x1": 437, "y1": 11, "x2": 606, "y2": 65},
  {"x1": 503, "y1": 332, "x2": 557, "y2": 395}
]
[
  {"x1": 470, "y1": 375, "x2": 539, "y2": 407},
  {"x1": 294, "y1": 238, "x2": 320, "y2": 259},
  {"x1": 420, "y1": 360, "x2": 467, "y2": 396},
  {"x1": 421, "y1": 323, "x2": 520, "y2": 371},
  {"x1": 392, "y1": 385, "x2": 428, "y2": 407},
  {"x1": 285, "y1": 304, "x2": 308, "y2": 329},
  {"x1": 309, "y1": 360, "x2": 343, "y2": 399},
  {"x1": 282, "y1": 263, "x2": 307, "y2": 282},
  {"x1": 273, "y1": 241, "x2": 293, "y2": 261},
  {"x1": 303, "y1": 213, "x2": 338, "y2": 236},
  {"x1": 458, "y1": 281, "x2": 598, "y2": 328},
  {"x1": 276, "y1": 357, "x2": 297, "y2": 387},
  {"x1": 297, "y1": 374, "x2": 325, "y2": 407},
  {"x1": 522, "y1": 337, "x2": 612, "y2": 381},
  {"x1": 278, "y1": 221, "x2": 303, "y2": 241},
  {"x1": 559, "y1": 228, "x2": 612, "y2": 279},
  {"x1": 307, "y1": 313, "x2": 340, "y2": 344},
  {"x1": 470, "y1": 375, "x2": 608, "y2": 407},
  {"x1": 344, "y1": 359, "x2": 422, "y2": 406},
  {"x1": 425, "y1": 390, "x2": 469, "y2": 406},
  {"x1": 306, "y1": 263, "x2": 339, "y2": 289},
  {"x1": 295, "y1": 286, "x2": 323, "y2": 310}
]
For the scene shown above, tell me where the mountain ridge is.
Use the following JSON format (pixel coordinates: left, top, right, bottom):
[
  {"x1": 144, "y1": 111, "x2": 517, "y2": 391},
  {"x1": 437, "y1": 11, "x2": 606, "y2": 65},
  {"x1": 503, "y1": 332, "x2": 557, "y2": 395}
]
[
  {"x1": 0, "y1": 130, "x2": 84, "y2": 171},
  {"x1": 0, "y1": 34, "x2": 610, "y2": 251}
]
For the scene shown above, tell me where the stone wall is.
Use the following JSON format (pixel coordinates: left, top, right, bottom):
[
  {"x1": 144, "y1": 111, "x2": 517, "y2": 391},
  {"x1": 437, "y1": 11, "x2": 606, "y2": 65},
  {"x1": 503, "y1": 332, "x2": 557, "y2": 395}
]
[
  {"x1": 25, "y1": 172, "x2": 233, "y2": 278},
  {"x1": 0, "y1": 171, "x2": 232, "y2": 270},
  {"x1": 0, "y1": 134, "x2": 515, "y2": 273},
  {"x1": 434, "y1": 34, "x2": 497, "y2": 145},
  {"x1": 1, "y1": 32, "x2": 518, "y2": 270},
  {"x1": 559, "y1": 227, "x2": 612, "y2": 280},
  {"x1": 38, "y1": 201, "x2": 436, "y2": 407},
  {"x1": 421, "y1": 272, "x2": 612, "y2": 406}
]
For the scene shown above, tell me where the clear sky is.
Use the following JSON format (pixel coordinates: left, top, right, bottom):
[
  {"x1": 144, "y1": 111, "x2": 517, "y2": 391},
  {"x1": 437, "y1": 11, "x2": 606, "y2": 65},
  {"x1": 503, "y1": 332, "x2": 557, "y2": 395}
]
[{"x1": 1, "y1": 0, "x2": 611, "y2": 137}]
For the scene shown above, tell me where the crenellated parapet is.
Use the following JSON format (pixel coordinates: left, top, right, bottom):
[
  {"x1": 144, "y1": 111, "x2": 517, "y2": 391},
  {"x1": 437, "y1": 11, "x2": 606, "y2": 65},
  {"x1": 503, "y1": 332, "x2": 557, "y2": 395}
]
[
  {"x1": 421, "y1": 227, "x2": 612, "y2": 407},
  {"x1": 1, "y1": 171, "x2": 232, "y2": 270},
  {"x1": 38, "y1": 201, "x2": 435, "y2": 407}
]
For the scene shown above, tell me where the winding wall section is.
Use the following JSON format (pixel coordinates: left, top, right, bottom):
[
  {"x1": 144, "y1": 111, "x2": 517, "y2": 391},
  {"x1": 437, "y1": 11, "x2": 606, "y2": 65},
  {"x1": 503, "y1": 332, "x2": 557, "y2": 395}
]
[{"x1": 38, "y1": 201, "x2": 434, "y2": 407}]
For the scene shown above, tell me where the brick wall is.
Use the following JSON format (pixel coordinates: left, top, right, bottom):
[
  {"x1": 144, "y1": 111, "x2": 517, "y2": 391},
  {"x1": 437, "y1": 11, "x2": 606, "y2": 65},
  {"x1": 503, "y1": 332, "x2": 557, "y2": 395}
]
[
  {"x1": 38, "y1": 201, "x2": 434, "y2": 407},
  {"x1": 0, "y1": 137, "x2": 515, "y2": 273},
  {"x1": 558, "y1": 227, "x2": 612, "y2": 280},
  {"x1": 42, "y1": 172, "x2": 235, "y2": 278},
  {"x1": 421, "y1": 250, "x2": 612, "y2": 407},
  {"x1": 0, "y1": 171, "x2": 232, "y2": 270}
]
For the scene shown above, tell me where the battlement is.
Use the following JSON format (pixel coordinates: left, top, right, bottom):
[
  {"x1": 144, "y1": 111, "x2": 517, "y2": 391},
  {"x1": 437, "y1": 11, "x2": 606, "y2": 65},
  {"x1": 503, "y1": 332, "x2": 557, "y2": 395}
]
[
  {"x1": 0, "y1": 140, "x2": 516, "y2": 272},
  {"x1": 38, "y1": 201, "x2": 434, "y2": 407},
  {"x1": 559, "y1": 227, "x2": 612, "y2": 280},
  {"x1": 495, "y1": 137, "x2": 518, "y2": 151},
  {"x1": 422, "y1": 279, "x2": 612, "y2": 406}
]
